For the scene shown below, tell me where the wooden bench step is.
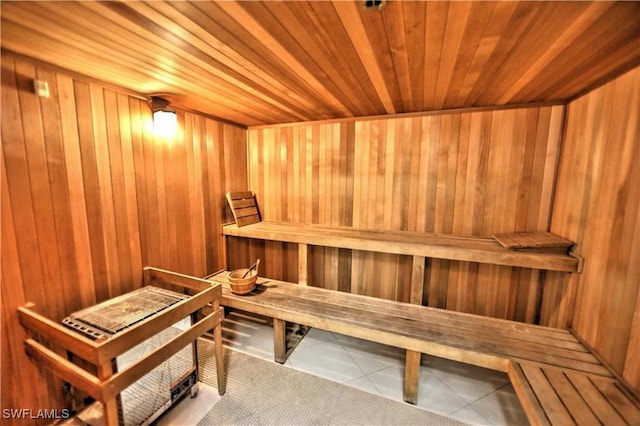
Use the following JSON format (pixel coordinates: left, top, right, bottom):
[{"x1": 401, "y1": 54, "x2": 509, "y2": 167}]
[{"x1": 509, "y1": 362, "x2": 640, "y2": 425}]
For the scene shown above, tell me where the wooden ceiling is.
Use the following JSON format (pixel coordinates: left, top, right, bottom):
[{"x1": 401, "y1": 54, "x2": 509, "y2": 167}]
[{"x1": 1, "y1": 1, "x2": 639, "y2": 127}]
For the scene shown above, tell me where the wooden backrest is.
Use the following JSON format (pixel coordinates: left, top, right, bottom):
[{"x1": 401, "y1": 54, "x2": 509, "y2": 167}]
[{"x1": 226, "y1": 191, "x2": 261, "y2": 227}]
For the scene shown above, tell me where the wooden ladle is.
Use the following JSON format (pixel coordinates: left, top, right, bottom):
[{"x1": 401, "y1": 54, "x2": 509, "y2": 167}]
[{"x1": 242, "y1": 259, "x2": 260, "y2": 278}]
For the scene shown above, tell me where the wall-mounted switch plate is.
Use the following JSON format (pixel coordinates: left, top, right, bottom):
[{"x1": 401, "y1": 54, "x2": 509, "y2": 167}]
[{"x1": 34, "y1": 80, "x2": 50, "y2": 98}]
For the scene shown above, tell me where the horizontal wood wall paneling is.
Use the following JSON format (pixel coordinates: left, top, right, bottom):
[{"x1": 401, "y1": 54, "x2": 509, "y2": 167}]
[
  {"x1": 1, "y1": 53, "x2": 247, "y2": 419},
  {"x1": 551, "y1": 67, "x2": 640, "y2": 392},
  {"x1": 245, "y1": 105, "x2": 565, "y2": 322}
]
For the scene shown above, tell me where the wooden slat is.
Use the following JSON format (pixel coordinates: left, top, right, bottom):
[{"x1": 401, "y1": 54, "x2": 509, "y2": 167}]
[
  {"x1": 144, "y1": 266, "x2": 215, "y2": 292},
  {"x1": 568, "y1": 373, "x2": 628, "y2": 424},
  {"x1": 508, "y1": 363, "x2": 551, "y2": 426},
  {"x1": 545, "y1": 368, "x2": 600, "y2": 424},
  {"x1": 232, "y1": 199, "x2": 257, "y2": 209},
  {"x1": 595, "y1": 380, "x2": 640, "y2": 425},
  {"x1": 17, "y1": 306, "x2": 99, "y2": 364},
  {"x1": 24, "y1": 339, "x2": 103, "y2": 401},
  {"x1": 234, "y1": 207, "x2": 259, "y2": 219},
  {"x1": 493, "y1": 231, "x2": 574, "y2": 250},
  {"x1": 228, "y1": 191, "x2": 254, "y2": 200}
]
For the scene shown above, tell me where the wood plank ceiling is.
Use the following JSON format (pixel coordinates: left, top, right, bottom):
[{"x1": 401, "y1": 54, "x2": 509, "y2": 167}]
[{"x1": 1, "y1": 1, "x2": 639, "y2": 127}]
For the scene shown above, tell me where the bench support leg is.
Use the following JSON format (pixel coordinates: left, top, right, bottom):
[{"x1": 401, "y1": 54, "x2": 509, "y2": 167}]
[
  {"x1": 404, "y1": 256, "x2": 425, "y2": 405},
  {"x1": 403, "y1": 350, "x2": 421, "y2": 405},
  {"x1": 214, "y1": 313, "x2": 226, "y2": 395},
  {"x1": 273, "y1": 318, "x2": 287, "y2": 364},
  {"x1": 298, "y1": 243, "x2": 308, "y2": 286},
  {"x1": 97, "y1": 361, "x2": 119, "y2": 425}
]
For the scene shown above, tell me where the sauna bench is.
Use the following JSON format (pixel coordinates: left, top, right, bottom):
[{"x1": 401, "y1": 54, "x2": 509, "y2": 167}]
[
  {"x1": 208, "y1": 271, "x2": 639, "y2": 425},
  {"x1": 222, "y1": 221, "x2": 582, "y2": 274}
]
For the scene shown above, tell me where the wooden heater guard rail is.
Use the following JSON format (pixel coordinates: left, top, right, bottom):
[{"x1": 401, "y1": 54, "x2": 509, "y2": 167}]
[{"x1": 17, "y1": 267, "x2": 226, "y2": 426}]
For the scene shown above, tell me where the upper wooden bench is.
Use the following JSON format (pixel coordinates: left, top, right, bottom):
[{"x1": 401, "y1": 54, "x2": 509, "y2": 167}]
[{"x1": 222, "y1": 221, "x2": 582, "y2": 274}]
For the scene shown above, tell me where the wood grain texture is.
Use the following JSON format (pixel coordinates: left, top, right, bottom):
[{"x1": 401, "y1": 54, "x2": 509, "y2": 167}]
[
  {"x1": 1, "y1": 53, "x2": 246, "y2": 421},
  {"x1": 550, "y1": 67, "x2": 640, "y2": 392},
  {"x1": 241, "y1": 105, "x2": 565, "y2": 318},
  {"x1": 1, "y1": 1, "x2": 638, "y2": 126}
]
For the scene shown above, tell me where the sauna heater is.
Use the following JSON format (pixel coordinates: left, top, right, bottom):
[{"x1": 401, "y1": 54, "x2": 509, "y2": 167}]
[{"x1": 62, "y1": 286, "x2": 199, "y2": 425}]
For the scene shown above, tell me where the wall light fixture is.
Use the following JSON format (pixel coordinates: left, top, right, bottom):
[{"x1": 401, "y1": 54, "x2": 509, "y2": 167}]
[{"x1": 151, "y1": 96, "x2": 177, "y2": 138}]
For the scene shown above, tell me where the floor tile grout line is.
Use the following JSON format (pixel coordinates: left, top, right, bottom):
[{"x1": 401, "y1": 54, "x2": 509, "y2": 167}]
[
  {"x1": 344, "y1": 374, "x2": 385, "y2": 397},
  {"x1": 330, "y1": 331, "x2": 376, "y2": 380}
]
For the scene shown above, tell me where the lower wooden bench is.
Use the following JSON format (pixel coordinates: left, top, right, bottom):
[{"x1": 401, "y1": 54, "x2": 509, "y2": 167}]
[{"x1": 207, "y1": 271, "x2": 639, "y2": 425}]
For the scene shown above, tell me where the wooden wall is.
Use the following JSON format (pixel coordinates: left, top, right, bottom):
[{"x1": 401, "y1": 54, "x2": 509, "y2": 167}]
[
  {"x1": 550, "y1": 67, "x2": 640, "y2": 391},
  {"x1": 1, "y1": 53, "x2": 247, "y2": 419},
  {"x1": 237, "y1": 105, "x2": 566, "y2": 324}
]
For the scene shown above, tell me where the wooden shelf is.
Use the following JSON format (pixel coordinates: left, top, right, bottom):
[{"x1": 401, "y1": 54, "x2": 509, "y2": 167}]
[{"x1": 222, "y1": 222, "x2": 581, "y2": 273}]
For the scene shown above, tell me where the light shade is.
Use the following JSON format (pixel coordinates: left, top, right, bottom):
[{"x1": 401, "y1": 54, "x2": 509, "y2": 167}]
[{"x1": 153, "y1": 109, "x2": 177, "y2": 138}]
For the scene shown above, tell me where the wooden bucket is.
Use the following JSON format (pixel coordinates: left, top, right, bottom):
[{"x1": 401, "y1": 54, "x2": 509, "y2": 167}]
[{"x1": 228, "y1": 268, "x2": 258, "y2": 295}]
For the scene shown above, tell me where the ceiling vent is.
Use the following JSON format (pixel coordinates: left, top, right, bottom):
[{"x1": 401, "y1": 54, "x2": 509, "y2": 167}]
[{"x1": 364, "y1": 0, "x2": 386, "y2": 11}]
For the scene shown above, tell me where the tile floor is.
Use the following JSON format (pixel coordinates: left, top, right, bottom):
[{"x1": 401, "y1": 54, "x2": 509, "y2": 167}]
[{"x1": 215, "y1": 309, "x2": 529, "y2": 425}]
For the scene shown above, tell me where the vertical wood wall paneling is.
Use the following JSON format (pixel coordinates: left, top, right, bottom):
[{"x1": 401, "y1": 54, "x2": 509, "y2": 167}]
[
  {"x1": 1, "y1": 60, "x2": 55, "y2": 413},
  {"x1": 246, "y1": 104, "x2": 565, "y2": 318},
  {"x1": 1, "y1": 53, "x2": 247, "y2": 419},
  {"x1": 550, "y1": 67, "x2": 640, "y2": 391},
  {"x1": 17, "y1": 59, "x2": 69, "y2": 322},
  {"x1": 57, "y1": 74, "x2": 97, "y2": 309}
]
